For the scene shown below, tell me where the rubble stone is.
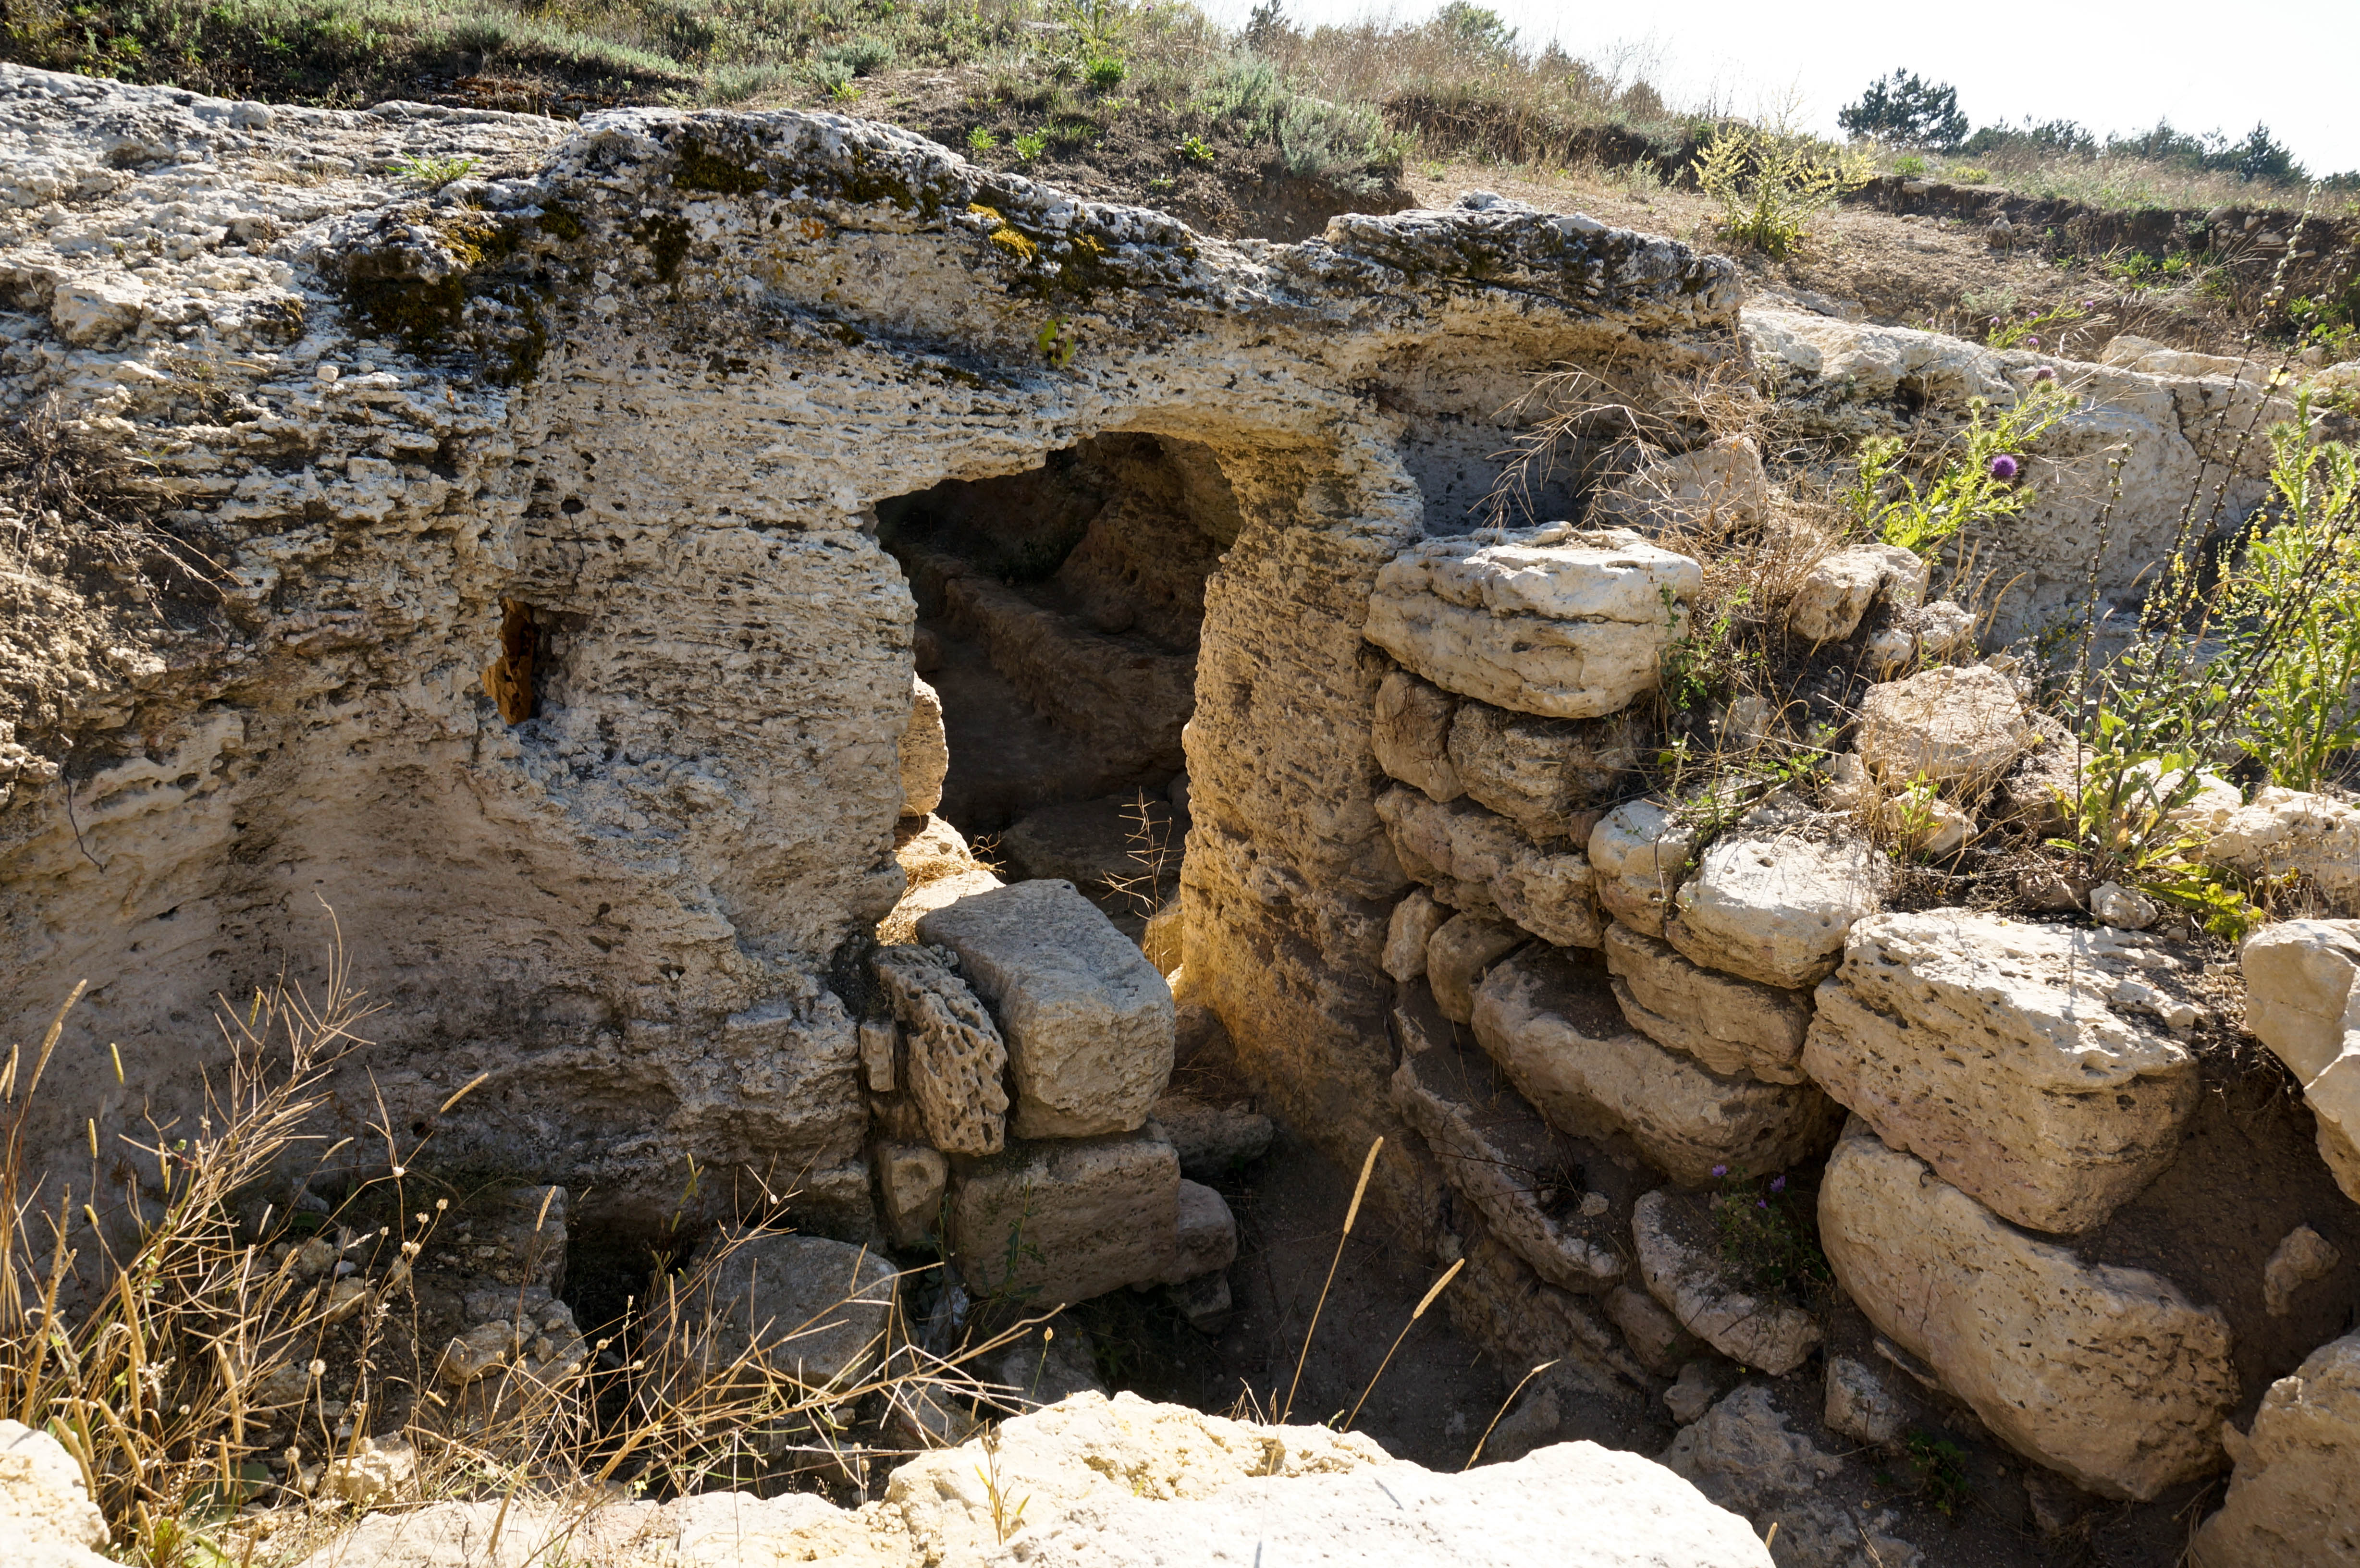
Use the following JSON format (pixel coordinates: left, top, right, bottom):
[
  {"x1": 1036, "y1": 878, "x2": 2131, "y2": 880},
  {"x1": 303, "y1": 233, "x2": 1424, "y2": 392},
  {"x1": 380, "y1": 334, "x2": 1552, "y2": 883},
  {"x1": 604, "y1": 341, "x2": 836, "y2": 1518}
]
[
  {"x1": 1667, "y1": 831, "x2": 1880, "y2": 990},
  {"x1": 901, "y1": 675, "x2": 948, "y2": 818},
  {"x1": 1856, "y1": 664, "x2": 2032, "y2": 790},
  {"x1": 1145, "y1": 1094, "x2": 1274, "y2": 1179},
  {"x1": 874, "y1": 1140, "x2": 948, "y2": 1247},
  {"x1": 1788, "y1": 544, "x2": 1926, "y2": 644},
  {"x1": 950, "y1": 1132, "x2": 1180, "y2": 1307},
  {"x1": 871, "y1": 944, "x2": 1009, "y2": 1157},
  {"x1": 1662, "y1": 1384, "x2": 1924, "y2": 1568},
  {"x1": 1169, "y1": 1180, "x2": 1238, "y2": 1282},
  {"x1": 1591, "y1": 437, "x2": 1771, "y2": 534},
  {"x1": 2238, "y1": 919, "x2": 2360, "y2": 1202},
  {"x1": 670, "y1": 1232, "x2": 898, "y2": 1398},
  {"x1": 1823, "y1": 1356, "x2": 1909, "y2": 1446},
  {"x1": 1603, "y1": 921, "x2": 1813, "y2": 1085},
  {"x1": 0, "y1": 1419, "x2": 110, "y2": 1568},
  {"x1": 1378, "y1": 786, "x2": 1602, "y2": 948},
  {"x1": 1371, "y1": 669, "x2": 1463, "y2": 803},
  {"x1": 1426, "y1": 911, "x2": 1529, "y2": 1025},
  {"x1": 1587, "y1": 798, "x2": 1698, "y2": 938},
  {"x1": 1381, "y1": 888, "x2": 1449, "y2": 982},
  {"x1": 1634, "y1": 1191, "x2": 1821, "y2": 1375},
  {"x1": 1446, "y1": 701, "x2": 1638, "y2": 841},
  {"x1": 2190, "y1": 1331, "x2": 2360, "y2": 1568}
]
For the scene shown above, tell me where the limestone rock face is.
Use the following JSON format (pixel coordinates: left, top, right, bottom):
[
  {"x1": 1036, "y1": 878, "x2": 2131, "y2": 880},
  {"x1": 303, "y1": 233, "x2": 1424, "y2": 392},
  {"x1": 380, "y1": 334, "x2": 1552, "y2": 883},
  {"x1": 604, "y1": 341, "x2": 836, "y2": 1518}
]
[
  {"x1": 1823, "y1": 1357, "x2": 1910, "y2": 1446},
  {"x1": 1803, "y1": 911, "x2": 2201, "y2": 1233},
  {"x1": 668, "y1": 1232, "x2": 897, "y2": 1397},
  {"x1": 2211, "y1": 791, "x2": 2360, "y2": 917},
  {"x1": 2190, "y1": 1331, "x2": 2360, "y2": 1568},
  {"x1": 1144, "y1": 1094, "x2": 1274, "y2": 1179},
  {"x1": 900, "y1": 675, "x2": 948, "y2": 817},
  {"x1": 871, "y1": 945, "x2": 1009, "y2": 1157},
  {"x1": 1470, "y1": 947, "x2": 1840, "y2": 1185},
  {"x1": 1372, "y1": 669, "x2": 1463, "y2": 802},
  {"x1": 1378, "y1": 786, "x2": 1603, "y2": 948},
  {"x1": 1604, "y1": 922, "x2": 1813, "y2": 1085},
  {"x1": 1856, "y1": 664, "x2": 2031, "y2": 789},
  {"x1": 1818, "y1": 1120, "x2": 2237, "y2": 1500},
  {"x1": 1633, "y1": 1191, "x2": 1820, "y2": 1374},
  {"x1": 1382, "y1": 888, "x2": 1449, "y2": 982},
  {"x1": 1447, "y1": 701, "x2": 1639, "y2": 841},
  {"x1": 1668, "y1": 831, "x2": 1879, "y2": 990},
  {"x1": 0, "y1": 1420, "x2": 110, "y2": 1568},
  {"x1": 1587, "y1": 798, "x2": 1698, "y2": 938},
  {"x1": 950, "y1": 1132, "x2": 1180, "y2": 1306},
  {"x1": 1365, "y1": 524, "x2": 1702, "y2": 719},
  {"x1": 918, "y1": 881, "x2": 1174, "y2": 1140},
  {"x1": 2237, "y1": 919, "x2": 2360, "y2": 1202},
  {"x1": 1426, "y1": 910, "x2": 1530, "y2": 1024}
]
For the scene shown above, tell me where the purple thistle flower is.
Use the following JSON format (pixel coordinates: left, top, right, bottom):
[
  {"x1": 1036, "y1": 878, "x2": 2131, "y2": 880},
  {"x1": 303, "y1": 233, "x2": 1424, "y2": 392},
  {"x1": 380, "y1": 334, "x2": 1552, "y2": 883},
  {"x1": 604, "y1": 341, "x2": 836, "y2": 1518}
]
[
  {"x1": 1990, "y1": 454, "x2": 2020, "y2": 481},
  {"x1": 1711, "y1": 1164, "x2": 1729, "y2": 1178},
  {"x1": 2033, "y1": 366, "x2": 2057, "y2": 382},
  {"x1": 2027, "y1": 335, "x2": 2041, "y2": 348},
  {"x1": 1757, "y1": 1199, "x2": 1770, "y2": 1209},
  {"x1": 1769, "y1": 1174, "x2": 1787, "y2": 1193}
]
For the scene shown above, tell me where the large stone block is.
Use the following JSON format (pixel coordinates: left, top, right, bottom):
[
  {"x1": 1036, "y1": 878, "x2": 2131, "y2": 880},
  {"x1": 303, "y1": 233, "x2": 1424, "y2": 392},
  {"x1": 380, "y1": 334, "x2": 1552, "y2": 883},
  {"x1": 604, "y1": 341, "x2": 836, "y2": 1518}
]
[
  {"x1": 1381, "y1": 887, "x2": 1448, "y2": 982},
  {"x1": 2208, "y1": 789, "x2": 2360, "y2": 915},
  {"x1": 2190, "y1": 1331, "x2": 2360, "y2": 1568},
  {"x1": 872, "y1": 944, "x2": 1009, "y2": 1157},
  {"x1": 1603, "y1": 921, "x2": 1812, "y2": 1085},
  {"x1": 918, "y1": 881, "x2": 1174, "y2": 1139},
  {"x1": 1469, "y1": 946, "x2": 1840, "y2": 1186},
  {"x1": 1667, "y1": 830, "x2": 1879, "y2": 990},
  {"x1": 667, "y1": 1231, "x2": 898, "y2": 1398},
  {"x1": 1446, "y1": 700, "x2": 1638, "y2": 841},
  {"x1": 1786, "y1": 543, "x2": 1925, "y2": 644},
  {"x1": 950, "y1": 1131, "x2": 1180, "y2": 1308},
  {"x1": 1819, "y1": 1119, "x2": 2236, "y2": 1501},
  {"x1": 1377, "y1": 786, "x2": 1601, "y2": 949},
  {"x1": 1365, "y1": 523, "x2": 1701, "y2": 719},
  {"x1": 1371, "y1": 668, "x2": 1463, "y2": 802},
  {"x1": 1802, "y1": 911, "x2": 2201, "y2": 1233},
  {"x1": 1587, "y1": 798, "x2": 1697, "y2": 938},
  {"x1": 2238, "y1": 920, "x2": 2360, "y2": 1203}
]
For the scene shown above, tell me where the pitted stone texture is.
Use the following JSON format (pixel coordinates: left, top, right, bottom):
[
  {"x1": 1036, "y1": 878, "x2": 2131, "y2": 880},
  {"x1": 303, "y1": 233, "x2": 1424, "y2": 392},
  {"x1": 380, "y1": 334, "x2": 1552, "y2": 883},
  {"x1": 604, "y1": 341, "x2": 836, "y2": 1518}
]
[
  {"x1": 1587, "y1": 798, "x2": 1698, "y2": 938},
  {"x1": 1856, "y1": 663, "x2": 2031, "y2": 791},
  {"x1": 871, "y1": 944, "x2": 1009, "y2": 1157},
  {"x1": 1378, "y1": 786, "x2": 1602, "y2": 949},
  {"x1": 2190, "y1": 1331, "x2": 2360, "y2": 1568},
  {"x1": 2237, "y1": 919, "x2": 2360, "y2": 1202},
  {"x1": 1591, "y1": 436, "x2": 1771, "y2": 534},
  {"x1": 0, "y1": 1419, "x2": 110, "y2": 1568},
  {"x1": 1371, "y1": 669, "x2": 1463, "y2": 802},
  {"x1": 1470, "y1": 946, "x2": 1840, "y2": 1185},
  {"x1": 900, "y1": 675, "x2": 947, "y2": 818},
  {"x1": 1633, "y1": 1191, "x2": 1820, "y2": 1375},
  {"x1": 1668, "y1": 830, "x2": 1879, "y2": 991},
  {"x1": 1802, "y1": 911, "x2": 2201, "y2": 1233},
  {"x1": 1381, "y1": 887, "x2": 1449, "y2": 982},
  {"x1": 1819, "y1": 1120, "x2": 2236, "y2": 1500},
  {"x1": 668, "y1": 1232, "x2": 897, "y2": 1397},
  {"x1": 950, "y1": 1131, "x2": 1180, "y2": 1307},
  {"x1": 2210, "y1": 789, "x2": 2360, "y2": 917},
  {"x1": 1447, "y1": 700, "x2": 1639, "y2": 841},
  {"x1": 1787, "y1": 544, "x2": 1928, "y2": 644},
  {"x1": 918, "y1": 881, "x2": 1174, "y2": 1140},
  {"x1": 1604, "y1": 922, "x2": 1813, "y2": 1085},
  {"x1": 1426, "y1": 910, "x2": 1529, "y2": 1025},
  {"x1": 1365, "y1": 523, "x2": 1703, "y2": 719},
  {"x1": 1661, "y1": 1385, "x2": 1923, "y2": 1568}
]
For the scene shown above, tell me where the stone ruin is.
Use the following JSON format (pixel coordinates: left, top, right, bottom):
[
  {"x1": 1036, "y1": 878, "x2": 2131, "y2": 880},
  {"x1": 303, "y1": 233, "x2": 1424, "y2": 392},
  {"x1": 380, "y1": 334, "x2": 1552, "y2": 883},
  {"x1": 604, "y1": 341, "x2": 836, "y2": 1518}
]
[{"x1": 2, "y1": 61, "x2": 2358, "y2": 1566}]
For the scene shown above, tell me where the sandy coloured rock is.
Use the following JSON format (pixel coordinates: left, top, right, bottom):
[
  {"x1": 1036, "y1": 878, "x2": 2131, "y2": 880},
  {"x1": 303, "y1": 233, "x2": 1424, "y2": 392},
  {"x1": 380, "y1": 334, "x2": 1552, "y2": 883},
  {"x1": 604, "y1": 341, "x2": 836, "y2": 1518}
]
[
  {"x1": 1819, "y1": 1120, "x2": 2237, "y2": 1500},
  {"x1": 0, "y1": 1420, "x2": 110, "y2": 1568},
  {"x1": 1371, "y1": 669, "x2": 1464, "y2": 803},
  {"x1": 1426, "y1": 910, "x2": 1530, "y2": 1024},
  {"x1": 918, "y1": 881, "x2": 1175, "y2": 1140},
  {"x1": 1604, "y1": 921, "x2": 1813, "y2": 1085},
  {"x1": 873, "y1": 1140, "x2": 949, "y2": 1247},
  {"x1": 1667, "y1": 830, "x2": 1880, "y2": 991},
  {"x1": 1803, "y1": 911, "x2": 2202, "y2": 1233},
  {"x1": 1382, "y1": 887, "x2": 1450, "y2": 982},
  {"x1": 2237, "y1": 919, "x2": 2360, "y2": 1202},
  {"x1": 1856, "y1": 663, "x2": 2032, "y2": 791},
  {"x1": 1144, "y1": 1093, "x2": 1274, "y2": 1178},
  {"x1": 1633, "y1": 1190, "x2": 1821, "y2": 1375},
  {"x1": 900, "y1": 676, "x2": 948, "y2": 818},
  {"x1": 950, "y1": 1131, "x2": 1180, "y2": 1307},
  {"x1": 1591, "y1": 436, "x2": 1771, "y2": 534},
  {"x1": 1824, "y1": 1356, "x2": 1911, "y2": 1447},
  {"x1": 1470, "y1": 946, "x2": 1841, "y2": 1186},
  {"x1": 2210, "y1": 789, "x2": 2360, "y2": 916},
  {"x1": 1378, "y1": 785, "x2": 1603, "y2": 948},
  {"x1": 665, "y1": 1232, "x2": 897, "y2": 1399},
  {"x1": 1586, "y1": 797, "x2": 1699, "y2": 938},
  {"x1": 1169, "y1": 1179, "x2": 1238, "y2": 1282},
  {"x1": 1447, "y1": 700, "x2": 1640, "y2": 841},
  {"x1": 1661, "y1": 1384, "x2": 1923, "y2": 1568},
  {"x1": 871, "y1": 944, "x2": 1010, "y2": 1157},
  {"x1": 1365, "y1": 523, "x2": 1703, "y2": 719},
  {"x1": 2190, "y1": 1331, "x2": 2360, "y2": 1568},
  {"x1": 1787, "y1": 544, "x2": 1926, "y2": 644},
  {"x1": 2262, "y1": 1227, "x2": 2343, "y2": 1318}
]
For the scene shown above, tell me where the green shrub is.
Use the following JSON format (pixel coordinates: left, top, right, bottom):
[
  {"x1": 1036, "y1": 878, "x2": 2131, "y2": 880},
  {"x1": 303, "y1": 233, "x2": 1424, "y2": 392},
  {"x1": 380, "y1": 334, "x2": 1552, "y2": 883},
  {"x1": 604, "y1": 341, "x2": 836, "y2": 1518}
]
[
  {"x1": 1085, "y1": 55, "x2": 1127, "y2": 90},
  {"x1": 819, "y1": 35, "x2": 893, "y2": 77},
  {"x1": 1892, "y1": 153, "x2": 1926, "y2": 177},
  {"x1": 1012, "y1": 130, "x2": 1048, "y2": 160},
  {"x1": 1708, "y1": 1167, "x2": 1831, "y2": 1304},
  {"x1": 1844, "y1": 380, "x2": 2077, "y2": 556},
  {"x1": 1950, "y1": 163, "x2": 1990, "y2": 183},
  {"x1": 1276, "y1": 95, "x2": 1399, "y2": 186},
  {"x1": 967, "y1": 125, "x2": 1000, "y2": 152},
  {"x1": 1692, "y1": 124, "x2": 1872, "y2": 257}
]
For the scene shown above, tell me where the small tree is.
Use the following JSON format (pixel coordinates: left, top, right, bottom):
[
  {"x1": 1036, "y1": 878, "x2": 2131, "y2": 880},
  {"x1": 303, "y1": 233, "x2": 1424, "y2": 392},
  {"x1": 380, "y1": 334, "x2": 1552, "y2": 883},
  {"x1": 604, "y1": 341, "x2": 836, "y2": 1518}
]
[
  {"x1": 1838, "y1": 70, "x2": 1968, "y2": 150},
  {"x1": 1243, "y1": 0, "x2": 1290, "y2": 52}
]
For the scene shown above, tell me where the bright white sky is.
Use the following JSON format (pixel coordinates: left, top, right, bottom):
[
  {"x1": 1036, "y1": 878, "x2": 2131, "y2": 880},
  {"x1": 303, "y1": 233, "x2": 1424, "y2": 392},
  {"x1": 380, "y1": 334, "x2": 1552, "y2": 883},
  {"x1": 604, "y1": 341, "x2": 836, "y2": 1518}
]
[{"x1": 1196, "y1": 0, "x2": 2360, "y2": 175}]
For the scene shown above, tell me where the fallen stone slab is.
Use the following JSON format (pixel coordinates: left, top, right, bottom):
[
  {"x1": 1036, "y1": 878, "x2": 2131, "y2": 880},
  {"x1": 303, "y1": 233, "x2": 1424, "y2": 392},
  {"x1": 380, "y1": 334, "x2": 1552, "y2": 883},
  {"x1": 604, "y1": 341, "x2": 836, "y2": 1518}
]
[
  {"x1": 1661, "y1": 1384, "x2": 1923, "y2": 1568},
  {"x1": 1819, "y1": 1119, "x2": 2237, "y2": 1500},
  {"x1": 919, "y1": 880, "x2": 1174, "y2": 1139},
  {"x1": 1633, "y1": 1190, "x2": 1820, "y2": 1375},
  {"x1": 2239, "y1": 919, "x2": 2360, "y2": 1203},
  {"x1": 1447, "y1": 699, "x2": 1639, "y2": 841},
  {"x1": 1803, "y1": 910, "x2": 2202, "y2": 1233},
  {"x1": 950, "y1": 1130, "x2": 1180, "y2": 1308},
  {"x1": 1365, "y1": 522, "x2": 1702, "y2": 720},
  {"x1": 1470, "y1": 946, "x2": 1841, "y2": 1186},
  {"x1": 2190, "y1": 1330, "x2": 2360, "y2": 1568},
  {"x1": 1378, "y1": 785, "x2": 1602, "y2": 948},
  {"x1": 1668, "y1": 828, "x2": 1879, "y2": 991},
  {"x1": 1604, "y1": 921, "x2": 1813, "y2": 1085}
]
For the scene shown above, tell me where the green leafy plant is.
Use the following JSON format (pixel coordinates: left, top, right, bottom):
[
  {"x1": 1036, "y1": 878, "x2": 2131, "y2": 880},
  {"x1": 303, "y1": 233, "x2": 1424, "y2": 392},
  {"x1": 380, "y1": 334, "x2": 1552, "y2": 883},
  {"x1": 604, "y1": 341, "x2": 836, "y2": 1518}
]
[
  {"x1": 1983, "y1": 299, "x2": 2086, "y2": 350},
  {"x1": 1707, "y1": 1167, "x2": 1831, "y2": 1304},
  {"x1": 1844, "y1": 380, "x2": 2077, "y2": 557},
  {"x1": 809, "y1": 58, "x2": 856, "y2": 98},
  {"x1": 967, "y1": 126, "x2": 999, "y2": 152},
  {"x1": 1084, "y1": 55, "x2": 1126, "y2": 90},
  {"x1": 818, "y1": 35, "x2": 893, "y2": 77},
  {"x1": 1691, "y1": 124, "x2": 1872, "y2": 257},
  {"x1": 1950, "y1": 164, "x2": 1990, "y2": 183},
  {"x1": 1892, "y1": 153, "x2": 1926, "y2": 177},
  {"x1": 389, "y1": 154, "x2": 478, "y2": 184},
  {"x1": 1177, "y1": 133, "x2": 1216, "y2": 163},
  {"x1": 1902, "y1": 1432, "x2": 1972, "y2": 1516},
  {"x1": 1657, "y1": 584, "x2": 1752, "y2": 714},
  {"x1": 1012, "y1": 130, "x2": 1048, "y2": 160}
]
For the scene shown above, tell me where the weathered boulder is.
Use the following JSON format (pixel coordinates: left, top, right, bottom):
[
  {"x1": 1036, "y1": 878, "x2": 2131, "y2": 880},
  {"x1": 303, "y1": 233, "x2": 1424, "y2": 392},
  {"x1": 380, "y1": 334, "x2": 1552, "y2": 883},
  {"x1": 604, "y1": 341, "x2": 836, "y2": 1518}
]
[
  {"x1": 1470, "y1": 946, "x2": 1840, "y2": 1185},
  {"x1": 1661, "y1": 1385, "x2": 1923, "y2": 1568},
  {"x1": 950, "y1": 1131, "x2": 1180, "y2": 1307},
  {"x1": 1372, "y1": 669, "x2": 1464, "y2": 802},
  {"x1": 1819, "y1": 1120, "x2": 2237, "y2": 1500},
  {"x1": 1382, "y1": 887, "x2": 1450, "y2": 982},
  {"x1": 1803, "y1": 911, "x2": 2202, "y2": 1232},
  {"x1": 0, "y1": 1420, "x2": 111, "y2": 1568},
  {"x1": 1447, "y1": 701, "x2": 1638, "y2": 841},
  {"x1": 1863, "y1": 597, "x2": 1975, "y2": 675},
  {"x1": 1856, "y1": 663, "x2": 2031, "y2": 791},
  {"x1": 2263, "y1": 1226, "x2": 2343, "y2": 1318},
  {"x1": 1633, "y1": 1191, "x2": 1820, "y2": 1374},
  {"x1": 1787, "y1": 544, "x2": 1926, "y2": 644},
  {"x1": 2237, "y1": 919, "x2": 2360, "y2": 1202},
  {"x1": 1378, "y1": 786, "x2": 1603, "y2": 948},
  {"x1": 1169, "y1": 1179, "x2": 1238, "y2": 1282},
  {"x1": 1604, "y1": 921, "x2": 1813, "y2": 1085},
  {"x1": 1144, "y1": 1093, "x2": 1273, "y2": 1179},
  {"x1": 1587, "y1": 797, "x2": 1698, "y2": 938},
  {"x1": 1365, "y1": 523, "x2": 1702, "y2": 719},
  {"x1": 1667, "y1": 830, "x2": 1880, "y2": 990},
  {"x1": 1603, "y1": 1283, "x2": 1702, "y2": 1375},
  {"x1": 2211, "y1": 790, "x2": 2360, "y2": 916},
  {"x1": 667, "y1": 1232, "x2": 897, "y2": 1399},
  {"x1": 1426, "y1": 910, "x2": 1530, "y2": 1024},
  {"x1": 879, "y1": 817, "x2": 1006, "y2": 946},
  {"x1": 2190, "y1": 1331, "x2": 2360, "y2": 1568},
  {"x1": 919, "y1": 881, "x2": 1174, "y2": 1140},
  {"x1": 900, "y1": 675, "x2": 948, "y2": 818},
  {"x1": 871, "y1": 944, "x2": 1009, "y2": 1157}
]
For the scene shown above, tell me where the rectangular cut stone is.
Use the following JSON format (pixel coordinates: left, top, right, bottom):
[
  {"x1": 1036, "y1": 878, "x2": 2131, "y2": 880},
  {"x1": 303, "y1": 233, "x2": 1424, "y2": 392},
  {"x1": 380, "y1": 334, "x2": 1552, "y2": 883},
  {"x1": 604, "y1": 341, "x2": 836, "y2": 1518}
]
[
  {"x1": 1376, "y1": 785, "x2": 1601, "y2": 949},
  {"x1": 1586, "y1": 798, "x2": 1696, "y2": 939},
  {"x1": 918, "y1": 880, "x2": 1175, "y2": 1139},
  {"x1": 1603, "y1": 922, "x2": 1812, "y2": 1085},
  {"x1": 1819, "y1": 1119, "x2": 2236, "y2": 1501},
  {"x1": 1447, "y1": 700, "x2": 1639, "y2": 841},
  {"x1": 1469, "y1": 946, "x2": 1838, "y2": 1186},
  {"x1": 1667, "y1": 831, "x2": 1879, "y2": 991},
  {"x1": 1365, "y1": 524, "x2": 1700, "y2": 719},
  {"x1": 950, "y1": 1131, "x2": 1180, "y2": 1306},
  {"x1": 1802, "y1": 911, "x2": 2200, "y2": 1234}
]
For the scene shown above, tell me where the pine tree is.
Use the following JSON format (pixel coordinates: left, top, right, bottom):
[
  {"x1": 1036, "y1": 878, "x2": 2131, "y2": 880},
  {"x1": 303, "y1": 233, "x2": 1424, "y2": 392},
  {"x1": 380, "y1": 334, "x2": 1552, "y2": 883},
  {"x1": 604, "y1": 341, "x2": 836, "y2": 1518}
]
[{"x1": 1838, "y1": 70, "x2": 1970, "y2": 151}]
